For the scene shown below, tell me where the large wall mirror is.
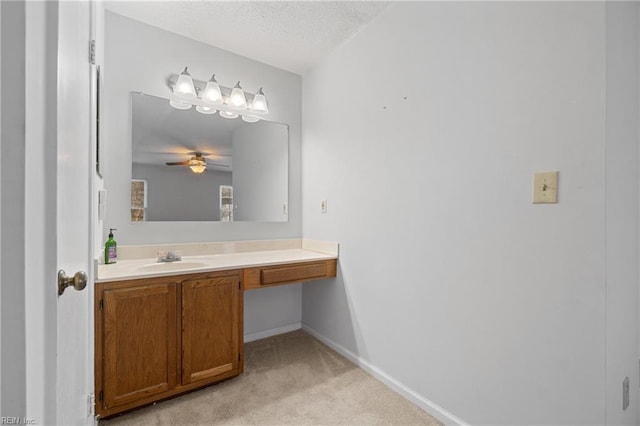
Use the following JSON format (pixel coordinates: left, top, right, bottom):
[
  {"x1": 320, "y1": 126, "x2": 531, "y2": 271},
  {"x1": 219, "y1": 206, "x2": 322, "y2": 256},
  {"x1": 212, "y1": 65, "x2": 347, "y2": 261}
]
[{"x1": 131, "y1": 92, "x2": 289, "y2": 222}]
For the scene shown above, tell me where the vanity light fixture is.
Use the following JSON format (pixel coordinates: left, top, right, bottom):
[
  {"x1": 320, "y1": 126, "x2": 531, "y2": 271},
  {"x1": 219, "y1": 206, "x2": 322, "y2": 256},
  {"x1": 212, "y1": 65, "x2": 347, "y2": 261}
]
[
  {"x1": 250, "y1": 88, "x2": 269, "y2": 114},
  {"x1": 168, "y1": 68, "x2": 269, "y2": 122},
  {"x1": 201, "y1": 74, "x2": 223, "y2": 104},
  {"x1": 219, "y1": 110, "x2": 239, "y2": 119},
  {"x1": 228, "y1": 82, "x2": 247, "y2": 110},
  {"x1": 241, "y1": 115, "x2": 260, "y2": 123},
  {"x1": 169, "y1": 100, "x2": 193, "y2": 110},
  {"x1": 174, "y1": 67, "x2": 196, "y2": 98},
  {"x1": 195, "y1": 105, "x2": 217, "y2": 114}
]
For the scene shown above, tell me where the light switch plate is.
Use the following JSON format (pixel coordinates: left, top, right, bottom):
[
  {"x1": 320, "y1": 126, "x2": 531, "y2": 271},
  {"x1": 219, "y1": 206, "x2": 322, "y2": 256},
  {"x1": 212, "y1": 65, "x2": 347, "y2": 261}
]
[
  {"x1": 98, "y1": 189, "x2": 107, "y2": 220},
  {"x1": 533, "y1": 171, "x2": 558, "y2": 204}
]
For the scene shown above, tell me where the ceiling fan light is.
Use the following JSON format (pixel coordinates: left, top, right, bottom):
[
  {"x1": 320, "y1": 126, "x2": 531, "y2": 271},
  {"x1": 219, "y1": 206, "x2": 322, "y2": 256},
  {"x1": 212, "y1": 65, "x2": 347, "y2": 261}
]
[
  {"x1": 188, "y1": 157, "x2": 207, "y2": 174},
  {"x1": 250, "y1": 88, "x2": 269, "y2": 114},
  {"x1": 196, "y1": 105, "x2": 217, "y2": 114},
  {"x1": 201, "y1": 74, "x2": 223, "y2": 104},
  {"x1": 189, "y1": 164, "x2": 206, "y2": 174},
  {"x1": 241, "y1": 114, "x2": 260, "y2": 123},
  {"x1": 219, "y1": 110, "x2": 239, "y2": 119},
  {"x1": 228, "y1": 81, "x2": 247, "y2": 110},
  {"x1": 174, "y1": 67, "x2": 196, "y2": 98},
  {"x1": 169, "y1": 99, "x2": 192, "y2": 110}
]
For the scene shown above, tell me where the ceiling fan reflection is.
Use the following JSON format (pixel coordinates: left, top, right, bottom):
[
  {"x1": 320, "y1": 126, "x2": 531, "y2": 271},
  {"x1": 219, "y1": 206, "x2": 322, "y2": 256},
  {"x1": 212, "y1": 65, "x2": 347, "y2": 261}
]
[{"x1": 165, "y1": 153, "x2": 230, "y2": 174}]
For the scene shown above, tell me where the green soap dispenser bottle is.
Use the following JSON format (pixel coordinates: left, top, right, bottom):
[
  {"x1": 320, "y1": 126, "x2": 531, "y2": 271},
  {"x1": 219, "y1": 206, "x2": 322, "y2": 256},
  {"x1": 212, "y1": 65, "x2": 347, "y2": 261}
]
[{"x1": 105, "y1": 228, "x2": 117, "y2": 264}]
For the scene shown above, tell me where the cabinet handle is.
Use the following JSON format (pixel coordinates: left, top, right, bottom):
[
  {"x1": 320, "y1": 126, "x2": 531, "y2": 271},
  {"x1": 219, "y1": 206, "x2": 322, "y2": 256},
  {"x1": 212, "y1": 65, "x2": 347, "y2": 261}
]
[{"x1": 58, "y1": 270, "x2": 88, "y2": 296}]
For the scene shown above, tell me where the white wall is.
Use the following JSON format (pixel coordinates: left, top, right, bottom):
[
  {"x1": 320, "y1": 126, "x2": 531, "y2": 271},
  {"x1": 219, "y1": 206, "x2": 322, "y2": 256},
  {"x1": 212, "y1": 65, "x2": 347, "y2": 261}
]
[
  {"x1": 301, "y1": 2, "x2": 633, "y2": 424},
  {"x1": 0, "y1": 0, "x2": 3, "y2": 414},
  {"x1": 605, "y1": 3, "x2": 639, "y2": 424},
  {"x1": 104, "y1": 11, "x2": 302, "y2": 338},
  {"x1": 0, "y1": 0, "x2": 27, "y2": 417},
  {"x1": 132, "y1": 164, "x2": 231, "y2": 221},
  {"x1": 232, "y1": 121, "x2": 288, "y2": 221}
]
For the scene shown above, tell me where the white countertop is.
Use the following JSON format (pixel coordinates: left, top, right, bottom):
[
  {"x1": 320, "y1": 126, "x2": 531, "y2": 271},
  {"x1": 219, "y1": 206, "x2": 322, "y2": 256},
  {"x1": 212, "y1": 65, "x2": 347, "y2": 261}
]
[{"x1": 96, "y1": 239, "x2": 338, "y2": 283}]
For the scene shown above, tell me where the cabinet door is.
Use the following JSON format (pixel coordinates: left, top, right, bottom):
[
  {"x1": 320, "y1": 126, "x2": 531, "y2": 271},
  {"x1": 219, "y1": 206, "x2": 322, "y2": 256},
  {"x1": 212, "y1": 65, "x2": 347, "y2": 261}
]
[
  {"x1": 102, "y1": 283, "x2": 177, "y2": 408},
  {"x1": 182, "y1": 275, "x2": 241, "y2": 385}
]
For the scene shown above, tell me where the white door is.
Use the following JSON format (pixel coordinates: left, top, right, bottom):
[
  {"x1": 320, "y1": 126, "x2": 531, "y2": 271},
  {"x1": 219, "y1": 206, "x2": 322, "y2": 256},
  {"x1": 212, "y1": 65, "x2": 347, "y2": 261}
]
[{"x1": 56, "y1": 1, "x2": 94, "y2": 424}]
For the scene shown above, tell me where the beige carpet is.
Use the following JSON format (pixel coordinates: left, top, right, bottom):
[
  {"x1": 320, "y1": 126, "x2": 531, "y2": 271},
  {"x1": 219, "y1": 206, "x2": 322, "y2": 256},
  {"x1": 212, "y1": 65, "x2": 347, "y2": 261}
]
[{"x1": 101, "y1": 330, "x2": 442, "y2": 425}]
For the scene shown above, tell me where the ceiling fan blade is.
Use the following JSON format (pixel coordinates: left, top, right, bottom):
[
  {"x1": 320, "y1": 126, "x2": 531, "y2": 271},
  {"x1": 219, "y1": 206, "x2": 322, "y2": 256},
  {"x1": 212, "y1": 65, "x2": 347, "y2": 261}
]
[
  {"x1": 166, "y1": 161, "x2": 189, "y2": 166},
  {"x1": 207, "y1": 163, "x2": 230, "y2": 168},
  {"x1": 188, "y1": 151, "x2": 214, "y2": 157}
]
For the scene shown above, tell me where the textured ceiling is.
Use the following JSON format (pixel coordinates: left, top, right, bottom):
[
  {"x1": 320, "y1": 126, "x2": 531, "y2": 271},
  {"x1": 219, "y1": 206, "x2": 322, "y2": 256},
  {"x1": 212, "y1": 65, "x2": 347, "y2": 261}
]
[{"x1": 104, "y1": 1, "x2": 390, "y2": 74}]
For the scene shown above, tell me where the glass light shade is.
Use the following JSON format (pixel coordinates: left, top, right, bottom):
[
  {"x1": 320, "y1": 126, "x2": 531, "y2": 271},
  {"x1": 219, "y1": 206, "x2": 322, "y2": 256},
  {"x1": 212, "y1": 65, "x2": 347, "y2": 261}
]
[
  {"x1": 219, "y1": 110, "x2": 239, "y2": 119},
  {"x1": 174, "y1": 67, "x2": 196, "y2": 98},
  {"x1": 188, "y1": 157, "x2": 206, "y2": 174},
  {"x1": 201, "y1": 74, "x2": 223, "y2": 104},
  {"x1": 228, "y1": 81, "x2": 247, "y2": 110},
  {"x1": 189, "y1": 164, "x2": 206, "y2": 174},
  {"x1": 169, "y1": 99, "x2": 192, "y2": 110},
  {"x1": 241, "y1": 114, "x2": 260, "y2": 123},
  {"x1": 196, "y1": 105, "x2": 217, "y2": 114},
  {"x1": 250, "y1": 88, "x2": 269, "y2": 114}
]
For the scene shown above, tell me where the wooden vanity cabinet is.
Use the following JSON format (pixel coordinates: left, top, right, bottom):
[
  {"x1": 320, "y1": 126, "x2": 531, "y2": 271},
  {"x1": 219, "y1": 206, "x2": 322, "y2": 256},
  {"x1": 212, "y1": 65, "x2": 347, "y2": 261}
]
[
  {"x1": 95, "y1": 270, "x2": 243, "y2": 418},
  {"x1": 95, "y1": 259, "x2": 336, "y2": 418},
  {"x1": 243, "y1": 259, "x2": 337, "y2": 290},
  {"x1": 100, "y1": 281, "x2": 178, "y2": 409},
  {"x1": 181, "y1": 274, "x2": 242, "y2": 384}
]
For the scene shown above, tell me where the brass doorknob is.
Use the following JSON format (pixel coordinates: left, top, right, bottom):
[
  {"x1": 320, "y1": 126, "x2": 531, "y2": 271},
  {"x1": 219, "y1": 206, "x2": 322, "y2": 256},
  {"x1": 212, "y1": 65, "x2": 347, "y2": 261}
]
[{"x1": 58, "y1": 270, "x2": 88, "y2": 296}]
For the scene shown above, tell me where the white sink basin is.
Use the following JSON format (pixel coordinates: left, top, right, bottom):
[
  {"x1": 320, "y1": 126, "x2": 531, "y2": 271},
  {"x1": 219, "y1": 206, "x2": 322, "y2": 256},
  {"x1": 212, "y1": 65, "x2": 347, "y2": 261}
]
[{"x1": 137, "y1": 261, "x2": 208, "y2": 273}]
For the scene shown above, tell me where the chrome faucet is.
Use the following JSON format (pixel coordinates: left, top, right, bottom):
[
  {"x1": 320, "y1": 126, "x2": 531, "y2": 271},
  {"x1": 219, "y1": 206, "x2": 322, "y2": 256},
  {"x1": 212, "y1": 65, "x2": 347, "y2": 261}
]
[{"x1": 157, "y1": 251, "x2": 182, "y2": 263}]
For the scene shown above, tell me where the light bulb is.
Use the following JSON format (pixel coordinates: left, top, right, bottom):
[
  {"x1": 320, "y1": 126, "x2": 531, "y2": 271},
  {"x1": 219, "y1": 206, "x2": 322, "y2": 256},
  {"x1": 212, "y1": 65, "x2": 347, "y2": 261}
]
[
  {"x1": 250, "y1": 88, "x2": 269, "y2": 114},
  {"x1": 188, "y1": 157, "x2": 207, "y2": 174},
  {"x1": 174, "y1": 67, "x2": 196, "y2": 98},
  {"x1": 196, "y1": 105, "x2": 216, "y2": 114},
  {"x1": 219, "y1": 110, "x2": 239, "y2": 119},
  {"x1": 201, "y1": 74, "x2": 222, "y2": 104},
  {"x1": 169, "y1": 99, "x2": 192, "y2": 110},
  {"x1": 241, "y1": 115, "x2": 260, "y2": 123},
  {"x1": 228, "y1": 81, "x2": 247, "y2": 110}
]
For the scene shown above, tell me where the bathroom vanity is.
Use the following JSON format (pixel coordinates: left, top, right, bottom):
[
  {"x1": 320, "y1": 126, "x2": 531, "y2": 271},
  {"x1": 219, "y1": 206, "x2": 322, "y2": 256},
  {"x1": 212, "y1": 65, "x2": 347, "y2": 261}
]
[{"x1": 94, "y1": 239, "x2": 337, "y2": 418}]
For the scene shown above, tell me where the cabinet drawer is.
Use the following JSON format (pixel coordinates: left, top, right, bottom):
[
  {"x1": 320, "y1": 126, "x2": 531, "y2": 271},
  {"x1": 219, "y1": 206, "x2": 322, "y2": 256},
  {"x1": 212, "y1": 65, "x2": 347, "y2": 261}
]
[{"x1": 244, "y1": 259, "x2": 337, "y2": 290}]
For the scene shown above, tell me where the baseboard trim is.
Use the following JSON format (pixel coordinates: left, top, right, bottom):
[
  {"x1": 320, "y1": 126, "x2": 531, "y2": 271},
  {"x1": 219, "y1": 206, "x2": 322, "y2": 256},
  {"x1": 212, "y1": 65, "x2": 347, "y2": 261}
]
[
  {"x1": 244, "y1": 322, "x2": 302, "y2": 343},
  {"x1": 301, "y1": 323, "x2": 469, "y2": 426}
]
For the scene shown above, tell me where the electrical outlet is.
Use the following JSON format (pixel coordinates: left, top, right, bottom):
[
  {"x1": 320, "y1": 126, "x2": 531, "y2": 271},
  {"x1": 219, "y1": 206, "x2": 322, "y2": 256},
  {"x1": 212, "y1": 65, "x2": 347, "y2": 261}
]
[
  {"x1": 321, "y1": 200, "x2": 327, "y2": 214},
  {"x1": 623, "y1": 377, "x2": 630, "y2": 410}
]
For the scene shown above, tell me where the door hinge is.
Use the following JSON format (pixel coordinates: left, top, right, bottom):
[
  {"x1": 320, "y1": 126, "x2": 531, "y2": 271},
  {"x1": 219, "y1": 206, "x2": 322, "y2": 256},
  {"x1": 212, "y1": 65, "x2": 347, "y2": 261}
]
[
  {"x1": 99, "y1": 299, "x2": 104, "y2": 310},
  {"x1": 87, "y1": 393, "x2": 95, "y2": 417},
  {"x1": 89, "y1": 40, "x2": 96, "y2": 65},
  {"x1": 623, "y1": 377, "x2": 630, "y2": 410}
]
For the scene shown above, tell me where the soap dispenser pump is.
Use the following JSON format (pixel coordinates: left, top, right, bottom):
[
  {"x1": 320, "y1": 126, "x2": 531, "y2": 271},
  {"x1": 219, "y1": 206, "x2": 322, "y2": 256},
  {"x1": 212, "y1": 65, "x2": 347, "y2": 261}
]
[{"x1": 105, "y1": 228, "x2": 117, "y2": 264}]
